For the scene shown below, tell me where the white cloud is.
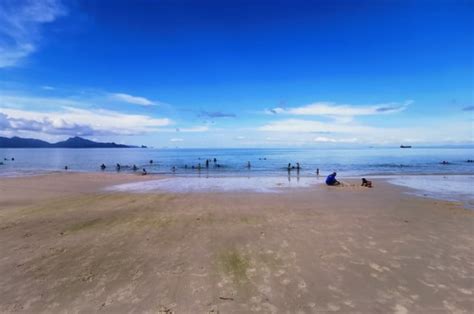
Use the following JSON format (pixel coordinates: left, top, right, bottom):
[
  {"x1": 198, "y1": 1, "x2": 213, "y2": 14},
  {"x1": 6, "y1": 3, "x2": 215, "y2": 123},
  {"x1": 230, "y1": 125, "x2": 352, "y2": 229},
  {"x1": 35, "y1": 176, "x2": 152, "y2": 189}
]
[
  {"x1": 170, "y1": 138, "x2": 183, "y2": 142},
  {"x1": 175, "y1": 126, "x2": 209, "y2": 132},
  {"x1": 259, "y1": 119, "x2": 374, "y2": 133},
  {"x1": 267, "y1": 101, "x2": 412, "y2": 117},
  {"x1": 313, "y1": 136, "x2": 358, "y2": 143},
  {"x1": 111, "y1": 93, "x2": 154, "y2": 106},
  {"x1": 0, "y1": 106, "x2": 172, "y2": 136},
  {"x1": 0, "y1": 0, "x2": 67, "y2": 67}
]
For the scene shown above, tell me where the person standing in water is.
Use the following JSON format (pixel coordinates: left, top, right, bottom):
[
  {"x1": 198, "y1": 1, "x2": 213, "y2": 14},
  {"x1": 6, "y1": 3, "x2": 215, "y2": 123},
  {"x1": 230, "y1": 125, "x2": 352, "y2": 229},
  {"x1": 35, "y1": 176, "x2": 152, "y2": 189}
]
[{"x1": 247, "y1": 161, "x2": 251, "y2": 169}]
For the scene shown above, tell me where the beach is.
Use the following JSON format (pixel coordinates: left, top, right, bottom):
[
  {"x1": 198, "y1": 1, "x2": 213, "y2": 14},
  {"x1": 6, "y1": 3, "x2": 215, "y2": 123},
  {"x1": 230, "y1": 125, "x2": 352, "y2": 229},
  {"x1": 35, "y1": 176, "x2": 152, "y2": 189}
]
[{"x1": 0, "y1": 172, "x2": 472, "y2": 313}]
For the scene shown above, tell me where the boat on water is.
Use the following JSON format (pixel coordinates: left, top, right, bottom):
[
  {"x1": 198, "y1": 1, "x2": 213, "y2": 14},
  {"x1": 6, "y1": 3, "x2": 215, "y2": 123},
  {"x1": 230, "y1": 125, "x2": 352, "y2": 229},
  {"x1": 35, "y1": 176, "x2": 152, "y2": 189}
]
[{"x1": 400, "y1": 145, "x2": 412, "y2": 148}]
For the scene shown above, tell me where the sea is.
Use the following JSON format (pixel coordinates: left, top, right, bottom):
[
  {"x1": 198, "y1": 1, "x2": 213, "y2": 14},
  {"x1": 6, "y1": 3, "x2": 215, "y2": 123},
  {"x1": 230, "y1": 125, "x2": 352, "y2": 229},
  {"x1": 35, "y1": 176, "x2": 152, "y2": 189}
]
[{"x1": 1, "y1": 147, "x2": 473, "y2": 206}]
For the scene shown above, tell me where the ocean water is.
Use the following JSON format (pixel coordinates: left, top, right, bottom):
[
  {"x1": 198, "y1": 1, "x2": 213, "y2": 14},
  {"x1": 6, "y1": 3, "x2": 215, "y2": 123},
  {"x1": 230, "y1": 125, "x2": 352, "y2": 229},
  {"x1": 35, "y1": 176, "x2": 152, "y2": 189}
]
[
  {"x1": 1, "y1": 147, "x2": 473, "y2": 205},
  {"x1": 0, "y1": 147, "x2": 473, "y2": 177}
]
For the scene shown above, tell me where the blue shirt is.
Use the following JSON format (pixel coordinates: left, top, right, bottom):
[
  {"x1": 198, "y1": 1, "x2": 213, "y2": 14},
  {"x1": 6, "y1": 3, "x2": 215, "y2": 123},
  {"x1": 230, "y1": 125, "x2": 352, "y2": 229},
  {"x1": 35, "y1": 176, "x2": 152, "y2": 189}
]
[{"x1": 326, "y1": 174, "x2": 337, "y2": 185}]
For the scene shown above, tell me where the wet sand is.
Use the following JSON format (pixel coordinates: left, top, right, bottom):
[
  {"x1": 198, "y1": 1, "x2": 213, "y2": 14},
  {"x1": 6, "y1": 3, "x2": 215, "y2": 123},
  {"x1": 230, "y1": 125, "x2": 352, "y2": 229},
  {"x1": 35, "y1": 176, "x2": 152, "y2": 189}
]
[{"x1": 0, "y1": 173, "x2": 473, "y2": 313}]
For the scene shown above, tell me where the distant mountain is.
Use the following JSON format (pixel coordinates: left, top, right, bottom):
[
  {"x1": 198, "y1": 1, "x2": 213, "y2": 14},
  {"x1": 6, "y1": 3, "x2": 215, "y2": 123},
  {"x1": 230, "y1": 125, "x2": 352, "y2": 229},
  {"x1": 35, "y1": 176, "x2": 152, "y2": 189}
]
[
  {"x1": 0, "y1": 136, "x2": 51, "y2": 148},
  {"x1": 0, "y1": 136, "x2": 138, "y2": 148}
]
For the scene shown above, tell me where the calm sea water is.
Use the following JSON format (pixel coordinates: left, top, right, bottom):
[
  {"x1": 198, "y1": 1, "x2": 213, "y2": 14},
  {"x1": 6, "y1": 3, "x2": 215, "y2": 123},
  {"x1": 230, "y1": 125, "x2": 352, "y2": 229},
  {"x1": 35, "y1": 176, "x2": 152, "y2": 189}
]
[{"x1": 0, "y1": 147, "x2": 473, "y2": 177}]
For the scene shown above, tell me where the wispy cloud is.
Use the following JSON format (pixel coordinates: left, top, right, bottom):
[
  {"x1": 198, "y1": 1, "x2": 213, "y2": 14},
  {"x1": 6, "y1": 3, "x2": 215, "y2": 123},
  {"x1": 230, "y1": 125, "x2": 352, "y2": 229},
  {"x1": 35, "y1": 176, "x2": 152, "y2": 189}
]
[
  {"x1": 110, "y1": 93, "x2": 154, "y2": 106},
  {"x1": 0, "y1": 107, "x2": 171, "y2": 136},
  {"x1": 199, "y1": 111, "x2": 236, "y2": 118},
  {"x1": 170, "y1": 138, "x2": 183, "y2": 142},
  {"x1": 259, "y1": 119, "x2": 374, "y2": 133},
  {"x1": 267, "y1": 101, "x2": 412, "y2": 117},
  {"x1": 0, "y1": 0, "x2": 67, "y2": 67},
  {"x1": 175, "y1": 126, "x2": 209, "y2": 132},
  {"x1": 313, "y1": 136, "x2": 358, "y2": 143}
]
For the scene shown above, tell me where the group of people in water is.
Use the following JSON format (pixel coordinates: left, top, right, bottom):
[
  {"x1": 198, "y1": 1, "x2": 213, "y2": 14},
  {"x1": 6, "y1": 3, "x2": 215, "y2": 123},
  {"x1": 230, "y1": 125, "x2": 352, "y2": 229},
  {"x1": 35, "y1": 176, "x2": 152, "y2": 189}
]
[{"x1": 55, "y1": 157, "x2": 474, "y2": 186}]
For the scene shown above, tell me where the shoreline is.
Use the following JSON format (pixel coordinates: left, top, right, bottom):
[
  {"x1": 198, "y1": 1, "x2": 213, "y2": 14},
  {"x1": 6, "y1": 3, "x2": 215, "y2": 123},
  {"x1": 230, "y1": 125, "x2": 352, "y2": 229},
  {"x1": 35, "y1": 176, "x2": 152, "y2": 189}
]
[{"x1": 1, "y1": 171, "x2": 472, "y2": 208}]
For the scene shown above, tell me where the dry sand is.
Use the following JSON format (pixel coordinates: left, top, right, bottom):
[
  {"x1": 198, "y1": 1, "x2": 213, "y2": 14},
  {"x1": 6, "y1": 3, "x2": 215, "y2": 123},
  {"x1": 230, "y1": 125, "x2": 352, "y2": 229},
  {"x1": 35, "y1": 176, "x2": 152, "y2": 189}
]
[{"x1": 0, "y1": 173, "x2": 473, "y2": 313}]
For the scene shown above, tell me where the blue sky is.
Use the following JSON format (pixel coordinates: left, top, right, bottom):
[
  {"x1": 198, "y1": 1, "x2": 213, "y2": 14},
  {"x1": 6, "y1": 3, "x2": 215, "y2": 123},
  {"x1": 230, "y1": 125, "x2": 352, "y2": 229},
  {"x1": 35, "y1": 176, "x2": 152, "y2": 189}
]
[{"x1": 0, "y1": 0, "x2": 472, "y2": 147}]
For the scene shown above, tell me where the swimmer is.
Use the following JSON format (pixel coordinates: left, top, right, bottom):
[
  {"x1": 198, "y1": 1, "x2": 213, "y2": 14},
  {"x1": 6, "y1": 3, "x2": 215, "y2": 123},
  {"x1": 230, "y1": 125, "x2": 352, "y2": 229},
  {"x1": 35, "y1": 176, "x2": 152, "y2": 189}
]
[
  {"x1": 132, "y1": 164, "x2": 138, "y2": 171},
  {"x1": 149, "y1": 160, "x2": 153, "y2": 164}
]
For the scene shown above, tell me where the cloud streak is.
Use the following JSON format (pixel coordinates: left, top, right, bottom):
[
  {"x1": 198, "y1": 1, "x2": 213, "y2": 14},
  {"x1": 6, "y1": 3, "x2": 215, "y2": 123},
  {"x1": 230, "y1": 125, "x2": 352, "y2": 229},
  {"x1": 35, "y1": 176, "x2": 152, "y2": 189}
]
[
  {"x1": 267, "y1": 101, "x2": 411, "y2": 117},
  {"x1": 199, "y1": 111, "x2": 236, "y2": 118},
  {"x1": 0, "y1": 0, "x2": 67, "y2": 67},
  {"x1": 110, "y1": 93, "x2": 155, "y2": 106}
]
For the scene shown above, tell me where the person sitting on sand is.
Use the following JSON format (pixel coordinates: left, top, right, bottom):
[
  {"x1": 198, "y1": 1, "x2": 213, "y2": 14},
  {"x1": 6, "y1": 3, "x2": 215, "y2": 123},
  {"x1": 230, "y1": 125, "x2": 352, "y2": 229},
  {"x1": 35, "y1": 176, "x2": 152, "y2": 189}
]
[
  {"x1": 361, "y1": 178, "x2": 373, "y2": 188},
  {"x1": 326, "y1": 172, "x2": 340, "y2": 186},
  {"x1": 100, "y1": 163, "x2": 106, "y2": 170}
]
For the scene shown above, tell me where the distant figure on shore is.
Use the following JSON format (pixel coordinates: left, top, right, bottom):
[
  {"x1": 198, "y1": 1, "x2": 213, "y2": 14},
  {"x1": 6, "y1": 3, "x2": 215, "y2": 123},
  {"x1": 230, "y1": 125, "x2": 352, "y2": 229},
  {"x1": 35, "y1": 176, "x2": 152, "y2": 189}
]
[
  {"x1": 11, "y1": 158, "x2": 14, "y2": 161},
  {"x1": 296, "y1": 162, "x2": 301, "y2": 170},
  {"x1": 361, "y1": 178, "x2": 373, "y2": 188},
  {"x1": 198, "y1": 163, "x2": 202, "y2": 170},
  {"x1": 185, "y1": 164, "x2": 188, "y2": 169},
  {"x1": 172, "y1": 166, "x2": 176, "y2": 172},
  {"x1": 316, "y1": 168, "x2": 320, "y2": 176},
  {"x1": 441, "y1": 161, "x2": 450, "y2": 165},
  {"x1": 326, "y1": 172, "x2": 340, "y2": 186},
  {"x1": 206, "y1": 159, "x2": 209, "y2": 168},
  {"x1": 100, "y1": 163, "x2": 106, "y2": 170},
  {"x1": 287, "y1": 163, "x2": 291, "y2": 171},
  {"x1": 116, "y1": 163, "x2": 121, "y2": 171},
  {"x1": 64, "y1": 166, "x2": 68, "y2": 170},
  {"x1": 142, "y1": 168, "x2": 147, "y2": 175},
  {"x1": 149, "y1": 160, "x2": 153, "y2": 164},
  {"x1": 213, "y1": 158, "x2": 217, "y2": 163},
  {"x1": 247, "y1": 161, "x2": 251, "y2": 169},
  {"x1": 132, "y1": 164, "x2": 138, "y2": 171}
]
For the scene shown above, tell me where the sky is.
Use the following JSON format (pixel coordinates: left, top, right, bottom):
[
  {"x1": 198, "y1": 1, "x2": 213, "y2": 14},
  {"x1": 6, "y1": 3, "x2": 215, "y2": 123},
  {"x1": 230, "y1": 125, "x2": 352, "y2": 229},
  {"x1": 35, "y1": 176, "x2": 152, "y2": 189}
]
[{"x1": 0, "y1": 0, "x2": 473, "y2": 148}]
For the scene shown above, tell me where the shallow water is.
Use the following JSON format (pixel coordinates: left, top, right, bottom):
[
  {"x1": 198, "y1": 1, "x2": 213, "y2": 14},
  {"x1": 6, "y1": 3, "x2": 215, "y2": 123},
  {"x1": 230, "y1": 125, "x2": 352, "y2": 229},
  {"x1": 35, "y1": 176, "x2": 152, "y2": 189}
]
[
  {"x1": 107, "y1": 175, "x2": 324, "y2": 194},
  {"x1": 388, "y1": 175, "x2": 474, "y2": 208}
]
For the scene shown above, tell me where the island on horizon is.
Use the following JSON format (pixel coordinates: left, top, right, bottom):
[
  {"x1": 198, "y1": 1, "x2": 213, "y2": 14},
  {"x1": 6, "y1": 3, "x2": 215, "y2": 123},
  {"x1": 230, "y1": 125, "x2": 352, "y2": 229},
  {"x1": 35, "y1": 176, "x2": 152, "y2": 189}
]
[{"x1": 0, "y1": 136, "x2": 146, "y2": 149}]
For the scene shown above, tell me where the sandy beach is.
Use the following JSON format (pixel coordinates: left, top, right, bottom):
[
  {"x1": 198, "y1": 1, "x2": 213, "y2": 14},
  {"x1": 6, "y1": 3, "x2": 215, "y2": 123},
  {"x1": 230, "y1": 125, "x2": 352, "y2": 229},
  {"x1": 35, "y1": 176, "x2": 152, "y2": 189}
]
[{"x1": 0, "y1": 173, "x2": 473, "y2": 313}]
